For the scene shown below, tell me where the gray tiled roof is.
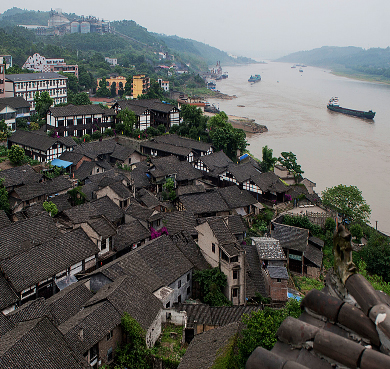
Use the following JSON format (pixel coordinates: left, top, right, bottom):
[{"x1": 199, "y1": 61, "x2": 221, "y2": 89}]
[
  {"x1": 178, "y1": 322, "x2": 241, "y2": 369},
  {"x1": 0, "y1": 210, "x2": 11, "y2": 230},
  {"x1": 48, "y1": 104, "x2": 106, "y2": 118},
  {"x1": 149, "y1": 155, "x2": 202, "y2": 182},
  {"x1": 0, "y1": 273, "x2": 19, "y2": 311},
  {"x1": 218, "y1": 186, "x2": 257, "y2": 209},
  {"x1": 171, "y1": 232, "x2": 210, "y2": 271},
  {"x1": 122, "y1": 98, "x2": 177, "y2": 114},
  {"x1": 59, "y1": 301, "x2": 121, "y2": 357},
  {"x1": 176, "y1": 184, "x2": 206, "y2": 196},
  {"x1": 110, "y1": 144, "x2": 135, "y2": 161},
  {"x1": 180, "y1": 190, "x2": 230, "y2": 215},
  {"x1": 252, "y1": 237, "x2": 286, "y2": 260},
  {"x1": 0, "y1": 317, "x2": 86, "y2": 369},
  {"x1": 160, "y1": 211, "x2": 198, "y2": 237},
  {"x1": 107, "y1": 181, "x2": 132, "y2": 199},
  {"x1": 115, "y1": 100, "x2": 150, "y2": 115},
  {"x1": 74, "y1": 160, "x2": 112, "y2": 181},
  {"x1": 271, "y1": 222, "x2": 309, "y2": 253},
  {"x1": 64, "y1": 196, "x2": 124, "y2": 225},
  {"x1": 304, "y1": 243, "x2": 323, "y2": 267},
  {"x1": 207, "y1": 217, "x2": 242, "y2": 257},
  {"x1": 73, "y1": 138, "x2": 117, "y2": 159},
  {"x1": 196, "y1": 150, "x2": 233, "y2": 175},
  {"x1": 0, "y1": 228, "x2": 99, "y2": 293},
  {"x1": 267, "y1": 266, "x2": 289, "y2": 279},
  {"x1": 84, "y1": 276, "x2": 162, "y2": 331},
  {"x1": 225, "y1": 214, "x2": 247, "y2": 235},
  {"x1": 46, "y1": 281, "x2": 94, "y2": 326},
  {"x1": 6, "y1": 72, "x2": 68, "y2": 81},
  {"x1": 141, "y1": 140, "x2": 192, "y2": 157},
  {"x1": 136, "y1": 188, "x2": 160, "y2": 209},
  {"x1": 177, "y1": 303, "x2": 261, "y2": 328},
  {"x1": 9, "y1": 130, "x2": 76, "y2": 152},
  {"x1": 131, "y1": 161, "x2": 151, "y2": 189},
  {"x1": 0, "y1": 164, "x2": 42, "y2": 189},
  {"x1": 0, "y1": 312, "x2": 14, "y2": 338},
  {"x1": 251, "y1": 171, "x2": 288, "y2": 193},
  {"x1": 242, "y1": 242, "x2": 267, "y2": 298},
  {"x1": 88, "y1": 216, "x2": 117, "y2": 239},
  {"x1": 7, "y1": 298, "x2": 52, "y2": 325},
  {"x1": 225, "y1": 162, "x2": 261, "y2": 183},
  {"x1": 0, "y1": 96, "x2": 30, "y2": 110},
  {"x1": 125, "y1": 202, "x2": 155, "y2": 221},
  {"x1": 114, "y1": 220, "x2": 150, "y2": 251},
  {"x1": 0, "y1": 212, "x2": 59, "y2": 261},
  {"x1": 135, "y1": 235, "x2": 193, "y2": 286},
  {"x1": 155, "y1": 134, "x2": 213, "y2": 152}
]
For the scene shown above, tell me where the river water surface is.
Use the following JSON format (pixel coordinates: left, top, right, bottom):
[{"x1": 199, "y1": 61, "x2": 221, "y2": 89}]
[{"x1": 208, "y1": 62, "x2": 390, "y2": 234}]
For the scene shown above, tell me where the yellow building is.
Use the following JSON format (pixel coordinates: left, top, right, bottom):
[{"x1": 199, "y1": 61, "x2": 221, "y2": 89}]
[
  {"x1": 96, "y1": 75, "x2": 127, "y2": 95},
  {"x1": 131, "y1": 75, "x2": 150, "y2": 98}
]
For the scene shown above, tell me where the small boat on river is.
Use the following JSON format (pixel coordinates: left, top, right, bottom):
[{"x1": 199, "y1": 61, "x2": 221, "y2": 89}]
[
  {"x1": 248, "y1": 74, "x2": 261, "y2": 83},
  {"x1": 327, "y1": 97, "x2": 375, "y2": 119}
]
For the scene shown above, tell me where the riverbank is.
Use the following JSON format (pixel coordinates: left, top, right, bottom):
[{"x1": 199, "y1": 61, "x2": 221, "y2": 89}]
[{"x1": 203, "y1": 111, "x2": 268, "y2": 133}]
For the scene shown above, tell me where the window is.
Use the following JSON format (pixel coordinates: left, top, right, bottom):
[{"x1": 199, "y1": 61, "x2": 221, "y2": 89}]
[
  {"x1": 187, "y1": 273, "x2": 190, "y2": 282},
  {"x1": 101, "y1": 239, "x2": 107, "y2": 250},
  {"x1": 107, "y1": 330, "x2": 113, "y2": 340},
  {"x1": 232, "y1": 288, "x2": 238, "y2": 298},
  {"x1": 107, "y1": 347, "x2": 113, "y2": 362},
  {"x1": 212, "y1": 243, "x2": 216, "y2": 253},
  {"x1": 177, "y1": 295, "x2": 181, "y2": 303},
  {"x1": 187, "y1": 286, "x2": 191, "y2": 295},
  {"x1": 233, "y1": 270, "x2": 238, "y2": 280},
  {"x1": 230, "y1": 256, "x2": 238, "y2": 263},
  {"x1": 277, "y1": 278, "x2": 282, "y2": 283},
  {"x1": 166, "y1": 301, "x2": 170, "y2": 308},
  {"x1": 178, "y1": 280, "x2": 181, "y2": 288}
]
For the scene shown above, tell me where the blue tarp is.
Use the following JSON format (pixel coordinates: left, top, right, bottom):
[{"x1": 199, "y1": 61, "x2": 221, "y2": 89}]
[
  {"x1": 287, "y1": 292, "x2": 302, "y2": 301},
  {"x1": 50, "y1": 158, "x2": 73, "y2": 168},
  {"x1": 239, "y1": 153, "x2": 249, "y2": 161}
]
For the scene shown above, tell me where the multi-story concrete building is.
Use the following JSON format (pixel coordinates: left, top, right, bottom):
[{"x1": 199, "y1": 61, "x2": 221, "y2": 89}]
[
  {"x1": 131, "y1": 74, "x2": 150, "y2": 98},
  {"x1": 158, "y1": 78, "x2": 169, "y2": 92},
  {"x1": 5, "y1": 73, "x2": 68, "y2": 111},
  {"x1": 0, "y1": 61, "x2": 4, "y2": 98},
  {"x1": 105, "y1": 57, "x2": 118, "y2": 66},
  {"x1": 97, "y1": 75, "x2": 126, "y2": 95},
  {"x1": 22, "y1": 53, "x2": 78, "y2": 78}
]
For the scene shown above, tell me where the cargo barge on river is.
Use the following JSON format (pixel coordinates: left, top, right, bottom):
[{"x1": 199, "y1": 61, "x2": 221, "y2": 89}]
[{"x1": 327, "y1": 97, "x2": 375, "y2": 119}]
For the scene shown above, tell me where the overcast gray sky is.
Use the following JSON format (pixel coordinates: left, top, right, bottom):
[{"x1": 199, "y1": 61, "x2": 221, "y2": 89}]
[{"x1": 1, "y1": 0, "x2": 389, "y2": 59}]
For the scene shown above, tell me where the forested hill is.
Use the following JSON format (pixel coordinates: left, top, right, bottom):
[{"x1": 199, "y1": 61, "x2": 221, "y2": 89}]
[
  {"x1": 277, "y1": 46, "x2": 390, "y2": 81},
  {"x1": 154, "y1": 34, "x2": 255, "y2": 66},
  {"x1": 0, "y1": 7, "x2": 256, "y2": 73}
]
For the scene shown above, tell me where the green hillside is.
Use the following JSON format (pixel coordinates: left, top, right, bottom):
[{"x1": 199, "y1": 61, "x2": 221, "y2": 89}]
[{"x1": 277, "y1": 46, "x2": 390, "y2": 82}]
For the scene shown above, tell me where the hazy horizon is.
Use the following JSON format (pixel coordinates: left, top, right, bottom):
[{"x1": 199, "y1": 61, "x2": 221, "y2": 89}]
[{"x1": 1, "y1": 1, "x2": 389, "y2": 60}]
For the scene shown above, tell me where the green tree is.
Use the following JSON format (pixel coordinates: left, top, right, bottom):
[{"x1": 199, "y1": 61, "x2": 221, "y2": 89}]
[
  {"x1": 208, "y1": 111, "x2": 247, "y2": 160},
  {"x1": 34, "y1": 91, "x2": 53, "y2": 119},
  {"x1": 69, "y1": 92, "x2": 92, "y2": 105},
  {"x1": 110, "y1": 81, "x2": 117, "y2": 97},
  {"x1": 350, "y1": 224, "x2": 363, "y2": 243},
  {"x1": 321, "y1": 184, "x2": 371, "y2": 223},
  {"x1": 261, "y1": 145, "x2": 278, "y2": 172},
  {"x1": 237, "y1": 299, "x2": 301, "y2": 367},
  {"x1": 162, "y1": 177, "x2": 176, "y2": 201},
  {"x1": 278, "y1": 151, "x2": 304, "y2": 183},
  {"x1": 360, "y1": 235, "x2": 390, "y2": 282},
  {"x1": 42, "y1": 201, "x2": 58, "y2": 217},
  {"x1": 138, "y1": 80, "x2": 166, "y2": 100},
  {"x1": 8, "y1": 144, "x2": 25, "y2": 165},
  {"x1": 0, "y1": 119, "x2": 10, "y2": 140},
  {"x1": 0, "y1": 179, "x2": 10, "y2": 215},
  {"x1": 193, "y1": 268, "x2": 232, "y2": 306},
  {"x1": 116, "y1": 108, "x2": 136, "y2": 135},
  {"x1": 68, "y1": 186, "x2": 86, "y2": 206},
  {"x1": 96, "y1": 77, "x2": 111, "y2": 97},
  {"x1": 115, "y1": 313, "x2": 152, "y2": 369}
]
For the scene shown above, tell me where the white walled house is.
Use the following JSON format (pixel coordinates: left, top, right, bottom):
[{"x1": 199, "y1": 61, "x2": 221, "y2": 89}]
[
  {"x1": 5, "y1": 73, "x2": 68, "y2": 110},
  {"x1": 8, "y1": 130, "x2": 76, "y2": 163}
]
